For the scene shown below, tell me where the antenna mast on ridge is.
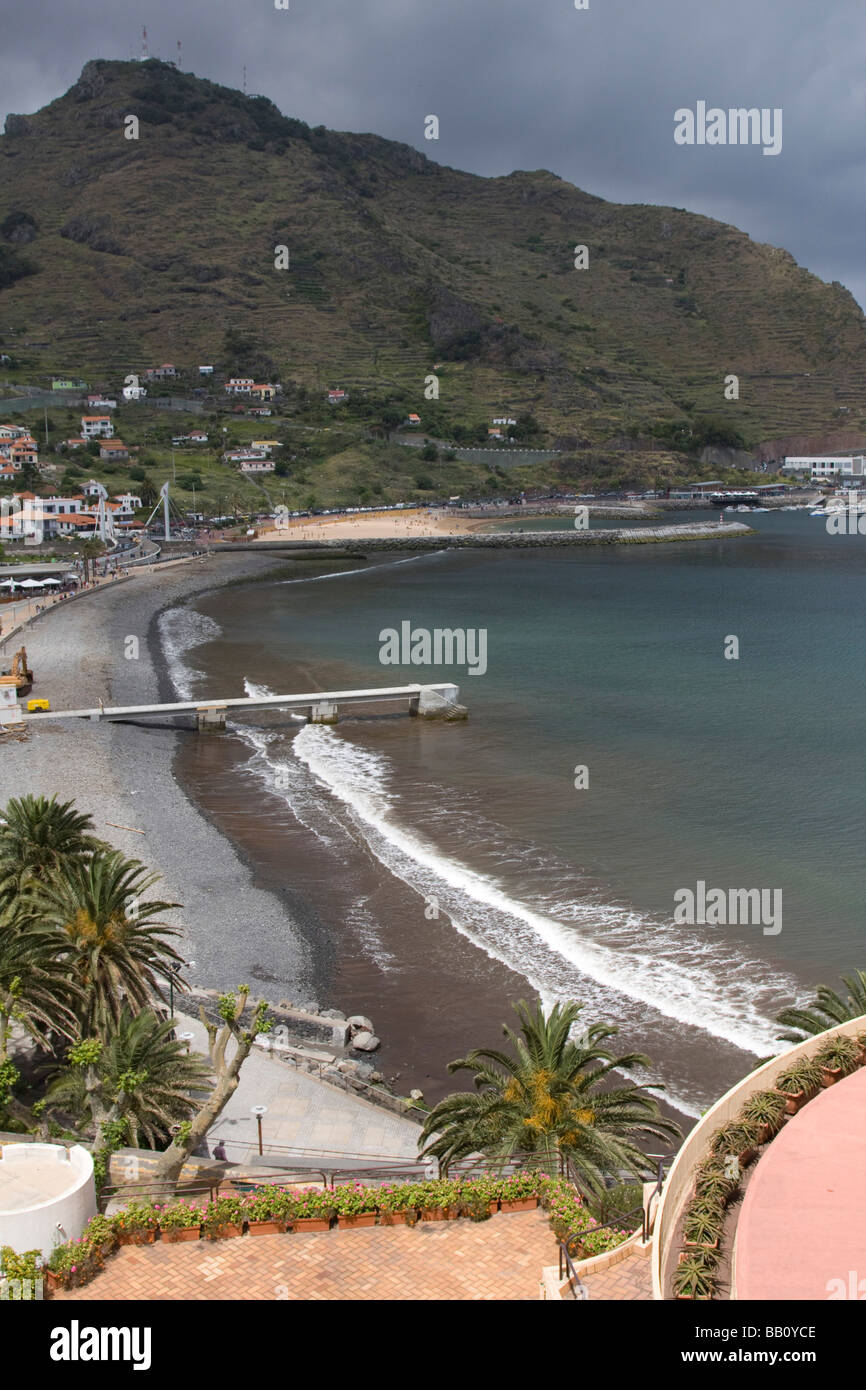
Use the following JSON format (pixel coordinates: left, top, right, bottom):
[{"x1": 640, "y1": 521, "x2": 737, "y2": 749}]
[{"x1": 141, "y1": 26, "x2": 149, "y2": 61}]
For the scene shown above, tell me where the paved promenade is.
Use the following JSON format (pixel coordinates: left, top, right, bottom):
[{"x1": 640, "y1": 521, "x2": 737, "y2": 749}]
[
  {"x1": 176, "y1": 1012, "x2": 424, "y2": 1167},
  {"x1": 55, "y1": 1208, "x2": 557, "y2": 1301}
]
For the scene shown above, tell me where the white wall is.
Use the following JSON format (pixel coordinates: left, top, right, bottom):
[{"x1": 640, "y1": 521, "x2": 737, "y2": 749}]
[{"x1": 0, "y1": 1143, "x2": 96, "y2": 1259}]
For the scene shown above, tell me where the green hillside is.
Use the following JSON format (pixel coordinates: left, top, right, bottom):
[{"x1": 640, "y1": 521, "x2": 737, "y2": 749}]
[{"x1": 2, "y1": 57, "x2": 865, "y2": 485}]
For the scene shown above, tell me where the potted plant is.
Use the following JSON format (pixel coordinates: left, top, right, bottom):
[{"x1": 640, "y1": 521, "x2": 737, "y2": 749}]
[
  {"x1": 741, "y1": 1089, "x2": 787, "y2": 1143},
  {"x1": 457, "y1": 1178, "x2": 497, "y2": 1221},
  {"x1": 673, "y1": 1249, "x2": 717, "y2": 1300},
  {"x1": 47, "y1": 1236, "x2": 103, "y2": 1290},
  {"x1": 416, "y1": 1178, "x2": 459, "y2": 1221},
  {"x1": 774, "y1": 1057, "x2": 822, "y2": 1113},
  {"x1": 710, "y1": 1119, "x2": 760, "y2": 1167},
  {"x1": 376, "y1": 1184, "x2": 421, "y2": 1227},
  {"x1": 856, "y1": 1032, "x2": 866, "y2": 1066},
  {"x1": 81, "y1": 1214, "x2": 118, "y2": 1261},
  {"x1": 114, "y1": 1199, "x2": 160, "y2": 1246},
  {"x1": 683, "y1": 1204, "x2": 723, "y2": 1251},
  {"x1": 158, "y1": 1200, "x2": 204, "y2": 1243},
  {"x1": 288, "y1": 1188, "x2": 337, "y2": 1232},
  {"x1": 202, "y1": 1193, "x2": 246, "y2": 1240},
  {"x1": 815, "y1": 1035, "x2": 859, "y2": 1086},
  {"x1": 334, "y1": 1183, "x2": 379, "y2": 1229},
  {"x1": 498, "y1": 1172, "x2": 541, "y2": 1213},
  {"x1": 244, "y1": 1186, "x2": 290, "y2": 1236},
  {"x1": 693, "y1": 1159, "x2": 738, "y2": 1206}
]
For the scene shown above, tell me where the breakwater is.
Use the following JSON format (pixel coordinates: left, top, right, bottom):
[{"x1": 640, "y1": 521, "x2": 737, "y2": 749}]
[{"x1": 223, "y1": 521, "x2": 754, "y2": 555}]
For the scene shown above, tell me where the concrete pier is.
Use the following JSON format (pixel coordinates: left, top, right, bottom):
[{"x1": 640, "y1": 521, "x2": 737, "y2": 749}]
[{"x1": 23, "y1": 682, "x2": 466, "y2": 731}]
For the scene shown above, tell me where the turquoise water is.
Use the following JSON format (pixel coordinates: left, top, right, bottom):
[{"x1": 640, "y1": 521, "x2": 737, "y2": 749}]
[{"x1": 169, "y1": 508, "x2": 866, "y2": 1112}]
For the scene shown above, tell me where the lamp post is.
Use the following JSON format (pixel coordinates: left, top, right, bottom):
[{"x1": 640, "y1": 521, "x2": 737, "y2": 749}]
[
  {"x1": 177, "y1": 1031, "x2": 195, "y2": 1055},
  {"x1": 251, "y1": 1105, "x2": 268, "y2": 1157},
  {"x1": 168, "y1": 959, "x2": 195, "y2": 1019}
]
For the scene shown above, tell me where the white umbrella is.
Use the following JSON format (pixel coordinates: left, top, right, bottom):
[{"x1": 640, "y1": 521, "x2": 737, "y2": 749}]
[
  {"x1": 17, "y1": 578, "x2": 43, "y2": 589},
  {"x1": 0, "y1": 579, "x2": 17, "y2": 588}
]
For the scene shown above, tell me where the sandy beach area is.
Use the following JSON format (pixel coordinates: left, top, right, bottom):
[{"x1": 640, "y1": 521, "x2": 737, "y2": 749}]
[
  {"x1": 1, "y1": 552, "x2": 325, "y2": 1005},
  {"x1": 256, "y1": 507, "x2": 490, "y2": 543}
]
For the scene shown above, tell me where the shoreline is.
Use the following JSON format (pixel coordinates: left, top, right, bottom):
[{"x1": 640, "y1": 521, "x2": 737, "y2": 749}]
[{"x1": 2, "y1": 551, "x2": 331, "y2": 1009}]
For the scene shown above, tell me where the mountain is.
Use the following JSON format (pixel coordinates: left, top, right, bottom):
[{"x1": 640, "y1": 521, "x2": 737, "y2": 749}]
[{"x1": 2, "y1": 58, "x2": 866, "y2": 453}]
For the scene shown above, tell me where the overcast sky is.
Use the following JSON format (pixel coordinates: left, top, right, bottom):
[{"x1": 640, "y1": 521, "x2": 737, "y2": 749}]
[{"x1": 3, "y1": 0, "x2": 866, "y2": 306}]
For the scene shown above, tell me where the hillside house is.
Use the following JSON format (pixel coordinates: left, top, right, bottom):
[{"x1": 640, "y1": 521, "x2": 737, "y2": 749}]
[
  {"x1": 405, "y1": 414, "x2": 422, "y2": 427},
  {"x1": 114, "y1": 492, "x2": 142, "y2": 514},
  {"x1": 63, "y1": 437, "x2": 87, "y2": 450},
  {"x1": 249, "y1": 383, "x2": 277, "y2": 402},
  {"x1": 239, "y1": 458, "x2": 275, "y2": 473},
  {"x1": 145, "y1": 364, "x2": 178, "y2": 381},
  {"x1": 86, "y1": 394, "x2": 117, "y2": 410},
  {"x1": 0, "y1": 425, "x2": 29, "y2": 440},
  {"x1": 250, "y1": 440, "x2": 280, "y2": 454},
  {"x1": 51, "y1": 378, "x2": 87, "y2": 391},
  {"x1": 488, "y1": 428, "x2": 503, "y2": 440},
  {"x1": 248, "y1": 406, "x2": 272, "y2": 417},
  {"x1": 225, "y1": 378, "x2": 255, "y2": 395},
  {"x1": 81, "y1": 415, "x2": 114, "y2": 440},
  {"x1": 328, "y1": 389, "x2": 348, "y2": 404},
  {"x1": 98, "y1": 440, "x2": 129, "y2": 462},
  {"x1": 198, "y1": 366, "x2": 214, "y2": 376}
]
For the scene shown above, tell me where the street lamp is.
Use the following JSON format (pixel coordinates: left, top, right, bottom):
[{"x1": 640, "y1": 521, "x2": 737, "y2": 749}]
[
  {"x1": 167, "y1": 960, "x2": 195, "y2": 1018},
  {"x1": 251, "y1": 1105, "x2": 268, "y2": 1156},
  {"x1": 177, "y1": 1031, "x2": 195, "y2": 1054}
]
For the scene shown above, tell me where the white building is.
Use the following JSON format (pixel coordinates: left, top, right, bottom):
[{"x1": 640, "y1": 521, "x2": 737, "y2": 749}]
[
  {"x1": 225, "y1": 377, "x2": 255, "y2": 395},
  {"x1": 81, "y1": 415, "x2": 114, "y2": 439},
  {"x1": 783, "y1": 455, "x2": 866, "y2": 480}
]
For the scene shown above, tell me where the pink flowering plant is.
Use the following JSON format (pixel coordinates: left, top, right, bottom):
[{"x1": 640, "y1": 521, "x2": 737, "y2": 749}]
[
  {"x1": 113, "y1": 1198, "x2": 159, "y2": 1234},
  {"x1": 202, "y1": 1193, "x2": 246, "y2": 1236},
  {"x1": 243, "y1": 1186, "x2": 292, "y2": 1222},
  {"x1": 285, "y1": 1187, "x2": 337, "y2": 1221},
  {"x1": 157, "y1": 1200, "x2": 204, "y2": 1230},
  {"x1": 333, "y1": 1182, "x2": 380, "y2": 1216}
]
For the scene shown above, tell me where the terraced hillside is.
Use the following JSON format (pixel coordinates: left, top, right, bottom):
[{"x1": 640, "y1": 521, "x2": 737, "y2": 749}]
[{"x1": 2, "y1": 57, "x2": 866, "y2": 449}]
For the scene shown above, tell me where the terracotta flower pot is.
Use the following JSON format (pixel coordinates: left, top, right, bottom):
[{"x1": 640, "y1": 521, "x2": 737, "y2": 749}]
[
  {"x1": 206, "y1": 1223, "x2": 244, "y2": 1240},
  {"x1": 161, "y1": 1226, "x2": 202, "y2": 1243},
  {"x1": 247, "y1": 1219, "x2": 286, "y2": 1236},
  {"x1": 775, "y1": 1086, "x2": 806, "y2": 1115},
  {"x1": 488, "y1": 1201, "x2": 500, "y2": 1216},
  {"x1": 421, "y1": 1208, "x2": 447, "y2": 1222},
  {"x1": 337, "y1": 1213, "x2": 377, "y2": 1229},
  {"x1": 500, "y1": 1197, "x2": 538, "y2": 1213},
  {"x1": 684, "y1": 1238, "x2": 720, "y2": 1252},
  {"x1": 294, "y1": 1216, "x2": 331, "y2": 1232},
  {"x1": 821, "y1": 1065, "x2": 844, "y2": 1087},
  {"x1": 378, "y1": 1211, "x2": 409, "y2": 1226},
  {"x1": 118, "y1": 1229, "x2": 156, "y2": 1246},
  {"x1": 44, "y1": 1269, "x2": 62, "y2": 1294}
]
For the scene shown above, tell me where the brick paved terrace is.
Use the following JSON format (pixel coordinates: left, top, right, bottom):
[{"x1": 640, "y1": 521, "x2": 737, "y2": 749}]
[{"x1": 54, "y1": 1208, "x2": 561, "y2": 1301}]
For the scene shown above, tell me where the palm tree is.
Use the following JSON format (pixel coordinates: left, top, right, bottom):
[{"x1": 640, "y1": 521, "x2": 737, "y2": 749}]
[
  {"x1": 775, "y1": 970, "x2": 866, "y2": 1043},
  {"x1": 0, "y1": 901, "x2": 80, "y2": 1057},
  {"x1": 30, "y1": 850, "x2": 185, "y2": 1036},
  {"x1": 419, "y1": 999, "x2": 680, "y2": 1196},
  {"x1": 0, "y1": 794, "x2": 99, "y2": 899},
  {"x1": 46, "y1": 1007, "x2": 211, "y2": 1149}
]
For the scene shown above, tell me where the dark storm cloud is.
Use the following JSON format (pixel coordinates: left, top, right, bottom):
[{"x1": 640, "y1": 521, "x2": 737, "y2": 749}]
[{"x1": 3, "y1": 0, "x2": 866, "y2": 304}]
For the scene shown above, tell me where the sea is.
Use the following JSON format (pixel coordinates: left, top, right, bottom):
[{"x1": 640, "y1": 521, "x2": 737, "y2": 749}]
[{"x1": 157, "y1": 507, "x2": 866, "y2": 1118}]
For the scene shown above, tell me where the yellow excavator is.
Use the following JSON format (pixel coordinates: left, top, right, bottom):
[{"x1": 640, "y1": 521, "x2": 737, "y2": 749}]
[{"x1": 0, "y1": 647, "x2": 33, "y2": 696}]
